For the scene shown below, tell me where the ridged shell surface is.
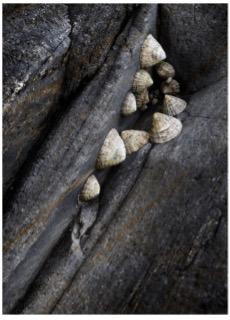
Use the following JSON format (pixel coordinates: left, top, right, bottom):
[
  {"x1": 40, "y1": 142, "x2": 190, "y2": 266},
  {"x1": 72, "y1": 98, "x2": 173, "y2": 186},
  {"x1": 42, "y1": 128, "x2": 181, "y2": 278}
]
[
  {"x1": 96, "y1": 128, "x2": 126, "y2": 169},
  {"x1": 121, "y1": 92, "x2": 137, "y2": 116},
  {"x1": 121, "y1": 130, "x2": 149, "y2": 154},
  {"x1": 136, "y1": 89, "x2": 149, "y2": 110},
  {"x1": 133, "y1": 70, "x2": 153, "y2": 93},
  {"x1": 161, "y1": 79, "x2": 180, "y2": 94},
  {"x1": 80, "y1": 175, "x2": 100, "y2": 201},
  {"x1": 140, "y1": 34, "x2": 166, "y2": 68},
  {"x1": 163, "y1": 95, "x2": 187, "y2": 116},
  {"x1": 156, "y1": 61, "x2": 175, "y2": 79},
  {"x1": 149, "y1": 112, "x2": 182, "y2": 143}
]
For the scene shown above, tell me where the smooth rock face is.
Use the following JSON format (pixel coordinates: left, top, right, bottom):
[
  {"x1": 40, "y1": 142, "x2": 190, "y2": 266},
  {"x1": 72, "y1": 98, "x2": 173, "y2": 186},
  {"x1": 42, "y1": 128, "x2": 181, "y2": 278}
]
[
  {"x1": 53, "y1": 78, "x2": 227, "y2": 315},
  {"x1": 159, "y1": 4, "x2": 227, "y2": 93}
]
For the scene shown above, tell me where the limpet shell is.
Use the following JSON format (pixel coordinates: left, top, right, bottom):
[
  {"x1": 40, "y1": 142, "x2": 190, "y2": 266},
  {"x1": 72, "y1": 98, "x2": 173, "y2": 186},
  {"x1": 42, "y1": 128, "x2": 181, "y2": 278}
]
[
  {"x1": 162, "y1": 95, "x2": 187, "y2": 116},
  {"x1": 140, "y1": 34, "x2": 166, "y2": 68},
  {"x1": 135, "y1": 89, "x2": 149, "y2": 110},
  {"x1": 133, "y1": 70, "x2": 153, "y2": 93},
  {"x1": 155, "y1": 61, "x2": 175, "y2": 79},
  {"x1": 80, "y1": 175, "x2": 100, "y2": 201},
  {"x1": 96, "y1": 128, "x2": 126, "y2": 169},
  {"x1": 161, "y1": 79, "x2": 180, "y2": 94},
  {"x1": 121, "y1": 130, "x2": 149, "y2": 154},
  {"x1": 149, "y1": 112, "x2": 182, "y2": 143},
  {"x1": 121, "y1": 92, "x2": 137, "y2": 116}
]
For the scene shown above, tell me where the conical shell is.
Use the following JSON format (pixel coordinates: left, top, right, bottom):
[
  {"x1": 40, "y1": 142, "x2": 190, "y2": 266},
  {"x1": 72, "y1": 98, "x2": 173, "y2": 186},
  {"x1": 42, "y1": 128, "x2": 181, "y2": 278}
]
[
  {"x1": 80, "y1": 175, "x2": 100, "y2": 201},
  {"x1": 162, "y1": 95, "x2": 187, "y2": 116},
  {"x1": 133, "y1": 70, "x2": 153, "y2": 93},
  {"x1": 149, "y1": 112, "x2": 182, "y2": 143},
  {"x1": 121, "y1": 92, "x2": 137, "y2": 116},
  {"x1": 161, "y1": 79, "x2": 180, "y2": 94},
  {"x1": 135, "y1": 89, "x2": 149, "y2": 110},
  {"x1": 96, "y1": 128, "x2": 126, "y2": 169},
  {"x1": 140, "y1": 34, "x2": 166, "y2": 68},
  {"x1": 156, "y1": 61, "x2": 175, "y2": 79},
  {"x1": 121, "y1": 130, "x2": 149, "y2": 154}
]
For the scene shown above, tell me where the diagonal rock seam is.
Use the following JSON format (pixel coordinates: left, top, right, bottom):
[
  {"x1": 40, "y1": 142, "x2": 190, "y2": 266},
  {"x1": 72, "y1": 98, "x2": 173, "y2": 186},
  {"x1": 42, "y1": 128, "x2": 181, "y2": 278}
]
[{"x1": 3, "y1": 4, "x2": 158, "y2": 314}]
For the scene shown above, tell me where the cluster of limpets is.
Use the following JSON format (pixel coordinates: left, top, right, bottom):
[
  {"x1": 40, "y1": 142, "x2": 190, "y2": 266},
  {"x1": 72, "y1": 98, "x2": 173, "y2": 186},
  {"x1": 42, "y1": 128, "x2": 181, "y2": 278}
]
[{"x1": 79, "y1": 34, "x2": 187, "y2": 202}]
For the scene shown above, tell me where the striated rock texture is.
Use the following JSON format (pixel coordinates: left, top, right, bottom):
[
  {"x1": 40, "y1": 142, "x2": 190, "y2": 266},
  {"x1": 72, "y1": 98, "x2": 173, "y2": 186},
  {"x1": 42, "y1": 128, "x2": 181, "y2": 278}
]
[
  {"x1": 159, "y1": 4, "x2": 227, "y2": 93},
  {"x1": 3, "y1": 4, "x2": 133, "y2": 193},
  {"x1": 3, "y1": 3, "x2": 227, "y2": 315},
  {"x1": 3, "y1": 4, "x2": 71, "y2": 193}
]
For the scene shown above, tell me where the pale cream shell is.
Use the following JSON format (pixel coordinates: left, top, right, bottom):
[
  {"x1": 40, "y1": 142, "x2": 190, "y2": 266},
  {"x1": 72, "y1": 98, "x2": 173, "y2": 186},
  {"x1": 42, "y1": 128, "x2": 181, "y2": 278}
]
[
  {"x1": 80, "y1": 175, "x2": 100, "y2": 201},
  {"x1": 135, "y1": 89, "x2": 149, "y2": 110},
  {"x1": 132, "y1": 70, "x2": 153, "y2": 93},
  {"x1": 96, "y1": 128, "x2": 126, "y2": 169},
  {"x1": 149, "y1": 112, "x2": 182, "y2": 143},
  {"x1": 121, "y1": 130, "x2": 150, "y2": 154},
  {"x1": 121, "y1": 92, "x2": 137, "y2": 116},
  {"x1": 162, "y1": 95, "x2": 187, "y2": 116},
  {"x1": 156, "y1": 61, "x2": 175, "y2": 79},
  {"x1": 161, "y1": 79, "x2": 180, "y2": 94},
  {"x1": 140, "y1": 34, "x2": 166, "y2": 68}
]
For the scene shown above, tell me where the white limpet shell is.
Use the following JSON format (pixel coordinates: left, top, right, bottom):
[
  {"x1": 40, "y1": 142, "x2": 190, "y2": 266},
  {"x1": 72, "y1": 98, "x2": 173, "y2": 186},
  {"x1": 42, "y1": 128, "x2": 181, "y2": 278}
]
[
  {"x1": 149, "y1": 112, "x2": 182, "y2": 144},
  {"x1": 140, "y1": 34, "x2": 166, "y2": 68},
  {"x1": 121, "y1": 130, "x2": 150, "y2": 154},
  {"x1": 162, "y1": 95, "x2": 187, "y2": 116},
  {"x1": 155, "y1": 61, "x2": 175, "y2": 79},
  {"x1": 166, "y1": 77, "x2": 173, "y2": 84},
  {"x1": 161, "y1": 79, "x2": 180, "y2": 94},
  {"x1": 80, "y1": 175, "x2": 100, "y2": 201},
  {"x1": 132, "y1": 70, "x2": 153, "y2": 93},
  {"x1": 121, "y1": 92, "x2": 137, "y2": 116},
  {"x1": 96, "y1": 128, "x2": 126, "y2": 169},
  {"x1": 135, "y1": 89, "x2": 149, "y2": 110}
]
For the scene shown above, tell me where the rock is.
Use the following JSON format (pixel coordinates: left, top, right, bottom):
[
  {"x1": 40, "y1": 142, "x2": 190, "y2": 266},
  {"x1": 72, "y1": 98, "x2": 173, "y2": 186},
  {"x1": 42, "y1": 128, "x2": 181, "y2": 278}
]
[
  {"x1": 3, "y1": 4, "x2": 71, "y2": 193},
  {"x1": 3, "y1": 4, "x2": 133, "y2": 194},
  {"x1": 13, "y1": 144, "x2": 152, "y2": 314},
  {"x1": 3, "y1": 5, "x2": 158, "y2": 314},
  {"x1": 52, "y1": 79, "x2": 227, "y2": 314},
  {"x1": 3, "y1": 4, "x2": 227, "y2": 315},
  {"x1": 159, "y1": 4, "x2": 227, "y2": 93},
  {"x1": 64, "y1": 4, "x2": 132, "y2": 97}
]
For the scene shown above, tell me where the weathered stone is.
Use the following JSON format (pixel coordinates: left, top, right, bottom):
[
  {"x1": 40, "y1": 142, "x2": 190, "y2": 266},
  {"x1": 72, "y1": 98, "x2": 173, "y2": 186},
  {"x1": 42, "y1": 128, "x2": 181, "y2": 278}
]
[
  {"x1": 3, "y1": 4, "x2": 133, "y2": 194},
  {"x1": 3, "y1": 5, "x2": 158, "y2": 314},
  {"x1": 3, "y1": 4, "x2": 71, "y2": 193},
  {"x1": 3, "y1": 4, "x2": 227, "y2": 315},
  {"x1": 52, "y1": 79, "x2": 227, "y2": 314},
  {"x1": 159, "y1": 4, "x2": 227, "y2": 93}
]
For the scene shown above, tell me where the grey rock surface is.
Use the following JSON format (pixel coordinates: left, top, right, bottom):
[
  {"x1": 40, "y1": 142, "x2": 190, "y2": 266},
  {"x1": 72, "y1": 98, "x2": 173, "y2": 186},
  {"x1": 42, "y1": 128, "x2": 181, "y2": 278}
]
[
  {"x1": 3, "y1": 3, "x2": 227, "y2": 315},
  {"x1": 53, "y1": 78, "x2": 227, "y2": 314},
  {"x1": 3, "y1": 4, "x2": 158, "y2": 313},
  {"x1": 3, "y1": 4, "x2": 71, "y2": 193},
  {"x1": 159, "y1": 4, "x2": 227, "y2": 93},
  {"x1": 3, "y1": 4, "x2": 132, "y2": 193}
]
